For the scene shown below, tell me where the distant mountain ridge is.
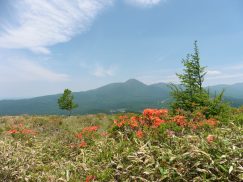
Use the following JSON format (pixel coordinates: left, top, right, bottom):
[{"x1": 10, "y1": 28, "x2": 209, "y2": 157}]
[{"x1": 0, "y1": 79, "x2": 242, "y2": 115}]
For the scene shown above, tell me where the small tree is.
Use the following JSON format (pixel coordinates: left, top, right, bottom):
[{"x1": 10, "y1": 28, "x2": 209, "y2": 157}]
[
  {"x1": 58, "y1": 89, "x2": 78, "y2": 116},
  {"x1": 170, "y1": 41, "x2": 226, "y2": 117}
]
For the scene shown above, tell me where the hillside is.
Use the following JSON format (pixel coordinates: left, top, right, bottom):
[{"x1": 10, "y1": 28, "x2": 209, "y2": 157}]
[
  {"x1": 0, "y1": 110, "x2": 242, "y2": 181},
  {"x1": 0, "y1": 79, "x2": 243, "y2": 115},
  {"x1": 0, "y1": 79, "x2": 170, "y2": 115},
  {"x1": 208, "y1": 83, "x2": 243, "y2": 99}
]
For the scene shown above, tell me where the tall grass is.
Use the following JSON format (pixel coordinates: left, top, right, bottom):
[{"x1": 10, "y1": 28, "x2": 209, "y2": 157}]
[{"x1": 0, "y1": 112, "x2": 242, "y2": 181}]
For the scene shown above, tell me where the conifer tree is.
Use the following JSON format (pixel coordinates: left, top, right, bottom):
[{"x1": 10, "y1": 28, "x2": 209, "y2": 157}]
[{"x1": 170, "y1": 41, "x2": 209, "y2": 112}]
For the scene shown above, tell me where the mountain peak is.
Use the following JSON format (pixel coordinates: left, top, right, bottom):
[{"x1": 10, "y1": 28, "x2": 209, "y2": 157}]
[{"x1": 125, "y1": 79, "x2": 144, "y2": 84}]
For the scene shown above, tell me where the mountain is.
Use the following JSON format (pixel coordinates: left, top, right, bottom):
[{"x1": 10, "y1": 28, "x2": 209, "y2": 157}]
[
  {"x1": 0, "y1": 79, "x2": 170, "y2": 115},
  {"x1": 0, "y1": 79, "x2": 243, "y2": 115},
  {"x1": 208, "y1": 83, "x2": 243, "y2": 99}
]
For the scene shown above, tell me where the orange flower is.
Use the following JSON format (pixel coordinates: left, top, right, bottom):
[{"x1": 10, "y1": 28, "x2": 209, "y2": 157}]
[
  {"x1": 85, "y1": 175, "x2": 95, "y2": 182},
  {"x1": 130, "y1": 120, "x2": 138, "y2": 128},
  {"x1": 152, "y1": 117, "x2": 165, "y2": 128},
  {"x1": 143, "y1": 109, "x2": 154, "y2": 117},
  {"x1": 131, "y1": 116, "x2": 139, "y2": 122},
  {"x1": 76, "y1": 133, "x2": 83, "y2": 139},
  {"x1": 207, "y1": 135, "x2": 214, "y2": 143},
  {"x1": 157, "y1": 109, "x2": 169, "y2": 117},
  {"x1": 138, "y1": 118, "x2": 145, "y2": 125},
  {"x1": 136, "y1": 130, "x2": 143, "y2": 139},
  {"x1": 143, "y1": 108, "x2": 168, "y2": 118},
  {"x1": 172, "y1": 115, "x2": 187, "y2": 126},
  {"x1": 7, "y1": 129, "x2": 19, "y2": 134},
  {"x1": 117, "y1": 120, "x2": 125, "y2": 127},
  {"x1": 206, "y1": 118, "x2": 218, "y2": 127},
  {"x1": 79, "y1": 141, "x2": 87, "y2": 148},
  {"x1": 82, "y1": 126, "x2": 99, "y2": 132}
]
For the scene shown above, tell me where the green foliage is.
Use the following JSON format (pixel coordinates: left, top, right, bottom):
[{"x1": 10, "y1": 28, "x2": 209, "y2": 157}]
[
  {"x1": 58, "y1": 89, "x2": 78, "y2": 116},
  {"x1": 170, "y1": 41, "x2": 229, "y2": 117},
  {"x1": 1, "y1": 114, "x2": 242, "y2": 181},
  {"x1": 201, "y1": 91, "x2": 231, "y2": 120}
]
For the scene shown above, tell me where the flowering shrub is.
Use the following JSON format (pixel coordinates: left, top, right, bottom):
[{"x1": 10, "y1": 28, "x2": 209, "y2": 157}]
[
  {"x1": 112, "y1": 108, "x2": 219, "y2": 139},
  {"x1": 6, "y1": 123, "x2": 36, "y2": 138},
  {"x1": 85, "y1": 175, "x2": 95, "y2": 182},
  {"x1": 70, "y1": 125, "x2": 100, "y2": 148},
  {"x1": 136, "y1": 130, "x2": 143, "y2": 139},
  {"x1": 0, "y1": 115, "x2": 241, "y2": 181}
]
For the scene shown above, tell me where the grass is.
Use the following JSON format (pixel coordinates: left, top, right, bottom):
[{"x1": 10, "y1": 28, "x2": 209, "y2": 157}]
[{"x1": 0, "y1": 111, "x2": 242, "y2": 182}]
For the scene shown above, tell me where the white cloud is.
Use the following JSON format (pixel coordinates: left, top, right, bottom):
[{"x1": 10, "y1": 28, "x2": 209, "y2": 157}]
[
  {"x1": 0, "y1": 0, "x2": 113, "y2": 54},
  {"x1": 92, "y1": 64, "x2": 116, "y2": 77},
  {"x1": 228, "y1": 62, "x2": 243, "y2": 70},
  {"x1": 125, "y1": 0, "x2": 164, "y2": 7},
  {"x1": 207, "y1": 70, "x2": 221, "y2": 76},
  {"x1": 0, "y1": 58, "x2": 69, "y2": 83}
]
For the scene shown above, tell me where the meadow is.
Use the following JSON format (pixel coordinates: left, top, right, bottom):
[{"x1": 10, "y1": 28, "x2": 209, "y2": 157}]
[{"x1": 0, "y1": 108, "x2": 242, "y2": 182}]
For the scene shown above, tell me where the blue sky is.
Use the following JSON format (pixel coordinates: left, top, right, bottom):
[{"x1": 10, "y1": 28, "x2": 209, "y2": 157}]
[{"x1": 0, "y1": 0, "x2": 243, "y2": 99}]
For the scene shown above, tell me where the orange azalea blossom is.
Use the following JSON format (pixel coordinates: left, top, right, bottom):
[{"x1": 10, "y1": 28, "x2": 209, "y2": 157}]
[
  {"x1": 76, "y1": 133, "x2": 83, "y2": 139},
  {"x1": 82, "y1": 126, "x2": 99, "y2": 132},
  {"x1": 157, "y1": 109, "x2": 169, "y2": 116},
  {"x1": 118, "y1": 120, "x2": 126, "y2": 127},
  {"x1": 114, "y1": 119, "x2": 126, "y2": 127},
  {"x1": 138, "y1": 118, "x2": 145, "y2": 125},
  {"x1": 85, "y1": 175, "x2": 95, "y2": 182},
  {"x1": 207, "y1": 135, "x2": 215, "y2": 143},
  {"x1": 172, "y1": 115, "x2": 187, "y2": 127},
  {"x1": 131, "y1": 116, "x2": 138, "y2": 121},
  {"x1": 136, "y1": 130, "x2": 143, "y2": 138},
  {"x1": 143, "y1": 109, "x2": 155, "y2": 117},
  {"x1": 79, "y1": 141, "x2": 87, "y2": 148},
  {"x1": 152, "y1": 117, "x2": 165, "y2": 128},
  {"x1": 129, "y1": 119, "x2": 139, "y2": 128},
  {"x1": 119, "y1": 115, "x2": 128, "y2": 120},
  {"x1": 7, "y1": 129, "x2": 19, "y2": 134},
  {"x1": 143, "y1": 108, "x2": 168, "y2": 118},
  {"x1": 206, "y1": 118, "x2": 218, "y2": 127}
]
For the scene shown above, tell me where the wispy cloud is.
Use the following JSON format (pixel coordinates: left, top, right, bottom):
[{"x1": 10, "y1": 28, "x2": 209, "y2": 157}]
[
  {"x1": 79, "y1": 61, "x2": 117, "y2": 77},
  {"x1": 0, "y1": 58, "x2": 69, "y2": 82},
  {"x1": 92, "y1": 64, "x2": 116, "y2": 77},
  {"x1": 207, "y1": 70, "x2": 221, "y2": 76},
  {"x1": 227, "y1": 62, "x2": 243, "y2": 70},
  {"x1": 0, "y1": 0, "x2": 113, "y2": 54},
  {"x1": 125, "y1": 0, "x2": 165, "y2": 7}
]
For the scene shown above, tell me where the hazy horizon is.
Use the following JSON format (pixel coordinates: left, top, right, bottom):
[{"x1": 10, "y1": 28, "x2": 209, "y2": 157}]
[
  {"x1": 0, "y1": 0, "x2": 243, "y2": 99},
  {"x1": 1, "y1": 78, "x2": 242, "y2": 100}
]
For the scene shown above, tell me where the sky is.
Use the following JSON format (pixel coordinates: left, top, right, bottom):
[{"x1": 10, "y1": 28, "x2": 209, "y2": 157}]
[{"x1": 0, "y1": 0, "x2": 243, "y2": 99}]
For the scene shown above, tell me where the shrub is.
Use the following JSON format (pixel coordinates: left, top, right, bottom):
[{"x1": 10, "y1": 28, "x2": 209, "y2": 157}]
[{"x1": 170, "y1": 41, "x2": 228, "y2": 118}]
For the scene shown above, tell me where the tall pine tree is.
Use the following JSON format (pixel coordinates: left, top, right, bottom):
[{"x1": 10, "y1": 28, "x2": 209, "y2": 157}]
[{"x1": 170, "y1": 41, "x2": 209, "y2": 112}]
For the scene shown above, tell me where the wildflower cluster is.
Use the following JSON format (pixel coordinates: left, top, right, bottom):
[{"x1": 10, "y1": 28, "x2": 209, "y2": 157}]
[
  {"x1": 113, "y1": 108, "x2": 219, "y2": 139},
  {"x1": 6, "y1": 123, "x2": 36, "y2": 136},
  {"x1": 71, "y1": 126, "x2": 100, "y2": 148}
]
